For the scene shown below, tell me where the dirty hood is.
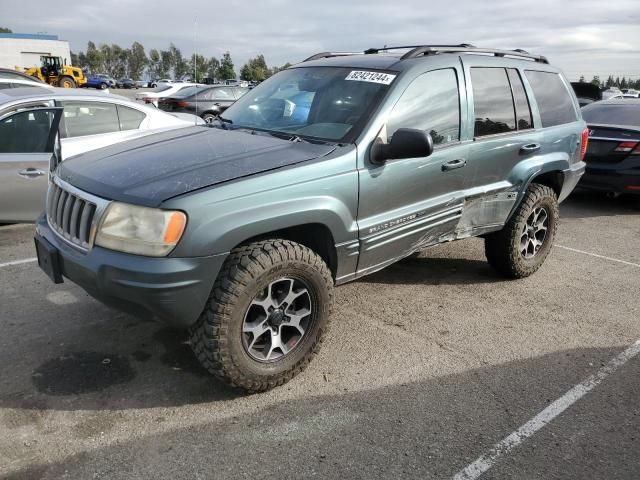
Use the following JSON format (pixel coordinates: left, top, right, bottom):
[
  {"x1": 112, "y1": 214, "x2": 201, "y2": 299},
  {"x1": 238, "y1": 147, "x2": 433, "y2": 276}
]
[{"x1": 57, "y1": 126, "x2": 336, "y2": 207}]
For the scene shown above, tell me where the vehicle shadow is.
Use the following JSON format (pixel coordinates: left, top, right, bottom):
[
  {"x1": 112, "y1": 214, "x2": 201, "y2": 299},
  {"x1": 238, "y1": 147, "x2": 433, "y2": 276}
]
[
  {"x1": 0, "y1": 309, "x2": 242, "y2": 411},
  {"x1": 361, "y1": 252, "x2": 503, "y2": 287},
  {"x1": 3, "y1": 346, "x2": 637, "y2": 480},
  {"x1": 561, "y1": 190, "x2": 639, "y2": 219}
]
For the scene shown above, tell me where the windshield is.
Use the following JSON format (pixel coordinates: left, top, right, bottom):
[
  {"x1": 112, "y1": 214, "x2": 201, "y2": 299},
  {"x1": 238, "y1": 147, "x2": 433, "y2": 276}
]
[
  {"x1": 219, "y1": 67, "x2": 395, "y2": 142},
  {"x1": 582, "y1": 104, "x2": 640, "y2": 127}
]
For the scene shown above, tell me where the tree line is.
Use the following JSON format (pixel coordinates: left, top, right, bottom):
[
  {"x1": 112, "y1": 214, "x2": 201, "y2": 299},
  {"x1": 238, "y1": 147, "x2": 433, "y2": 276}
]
[
  {"x1": 70, "y1": 41, "x2": 291, "y2": 82},
  {"x1": 578, "y1": 75, "x2": 640, "y2": 90}
]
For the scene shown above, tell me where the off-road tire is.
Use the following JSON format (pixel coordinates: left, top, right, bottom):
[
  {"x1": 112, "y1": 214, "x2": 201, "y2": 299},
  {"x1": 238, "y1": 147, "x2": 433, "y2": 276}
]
[
  {"x1": 58, "y1": 76, "x2": 76, "y2": 88},
  {"x1": 189, "y1": 239, "x2": 334, "y2": 392},
  {"x1": 485, "y1": 183, "x2": 559, "y2": 279}
]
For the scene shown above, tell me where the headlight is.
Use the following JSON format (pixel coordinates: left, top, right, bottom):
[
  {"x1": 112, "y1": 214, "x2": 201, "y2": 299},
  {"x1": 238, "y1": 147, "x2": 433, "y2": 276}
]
[{"x1": 95, "y1": 202, "x2": 187, "y2": 257}]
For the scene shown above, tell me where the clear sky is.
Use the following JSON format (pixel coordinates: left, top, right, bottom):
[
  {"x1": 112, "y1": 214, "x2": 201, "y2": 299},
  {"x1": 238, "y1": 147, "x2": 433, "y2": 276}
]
[{"x1": 2, "y1": 0, "x2": 639, "y2": 80}]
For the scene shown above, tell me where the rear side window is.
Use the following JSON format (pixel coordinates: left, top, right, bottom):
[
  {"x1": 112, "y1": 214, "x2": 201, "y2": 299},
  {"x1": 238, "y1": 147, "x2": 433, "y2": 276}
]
[
  {"x1": 471, "y1": 67, "x2": 516, "y2": 136},
  {"x1": 60, "y1": 101, "x2": 120, "y2": 138},
  {"x1": 387, "y1": 68, "x2": 460, "y2": 146},
  {"x1": 117, "y1": 105, "x2": 145, "y2": 131},
  {"x1": 507, "y1": 69, "x2": 533, "y2": 130},
  {"x1": 525, "y1": 71, "x2": 577, "y2": 127}
]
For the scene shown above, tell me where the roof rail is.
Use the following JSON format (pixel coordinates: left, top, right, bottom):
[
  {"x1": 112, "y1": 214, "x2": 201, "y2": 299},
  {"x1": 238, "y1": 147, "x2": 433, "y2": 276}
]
[
  {"x1": 400, "y1": 46, "x2": 548, "y2": 63},
  {"x1": 302, "y1": 45, "x2": 548, "y2": 64},
  {"x1": 302, "y1": 52, "x2": 364, "y2": 62},
  {"x1": 364, "y1": 44, "x2": 475, "y2": 54}
]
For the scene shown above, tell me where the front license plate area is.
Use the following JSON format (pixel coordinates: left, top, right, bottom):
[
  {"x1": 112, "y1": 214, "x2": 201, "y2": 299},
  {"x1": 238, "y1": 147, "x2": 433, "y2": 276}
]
[{"x1": 34, "y1": 234, "x2": 63, "y2": 284}]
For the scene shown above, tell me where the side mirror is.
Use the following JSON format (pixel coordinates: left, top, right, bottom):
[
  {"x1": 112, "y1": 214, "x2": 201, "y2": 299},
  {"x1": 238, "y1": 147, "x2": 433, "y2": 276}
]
[{"x1": 371, "y1": 128, "x2": 434, "y2": 165}]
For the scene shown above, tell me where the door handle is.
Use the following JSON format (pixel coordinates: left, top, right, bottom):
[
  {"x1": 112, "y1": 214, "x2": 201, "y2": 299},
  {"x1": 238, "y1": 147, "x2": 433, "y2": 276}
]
[
  {"x1": 18, "y1": 168, "x2": 47, "y2": 178},
  {"x1": 442, "y1": 158, "x2": 467, "y2": 171},
  {"x1": 520, "y1": 143, "x2": 541, "y2": 154}
]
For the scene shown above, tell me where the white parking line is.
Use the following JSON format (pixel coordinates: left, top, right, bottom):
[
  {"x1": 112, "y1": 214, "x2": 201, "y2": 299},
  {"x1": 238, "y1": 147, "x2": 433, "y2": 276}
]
[
  {"x1": 557, "y1": 245, "x2": 640, "y2": 269},
  {"x1": 0, "y1": 257, "x2": 37, "y2": 268},
  {"x1": 453, "y1": 340, "x2": 640, "y2": 480}
]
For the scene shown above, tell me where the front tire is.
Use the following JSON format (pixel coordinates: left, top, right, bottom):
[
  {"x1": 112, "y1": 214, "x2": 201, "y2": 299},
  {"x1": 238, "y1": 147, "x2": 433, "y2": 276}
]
[
  {"x1": 190, "y1": 240, "x2": 334, "y2": 392},
  {"x1": 99, "y1": 82, "x2": 107, "y2": 90},
  {"x1": 58, "y1": 76, "x2": 76, "y2": 88},
  {"x1": 485, "y1": 184, "x2": 559, "y2": 279}
]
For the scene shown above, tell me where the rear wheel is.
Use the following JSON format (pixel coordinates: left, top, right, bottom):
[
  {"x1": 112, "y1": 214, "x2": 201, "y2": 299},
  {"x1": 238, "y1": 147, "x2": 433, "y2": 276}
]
[
  {"x1": 202, "y1": 112, "x2": 218, "y2": 124},
  {"x1": 58, "y1": 76, "x2": 76, "y2": 88},
  {"x1": 189, "y1": 239, "x2": 334, "y2": 392},
  {"x1": 485, "y1": 184, "x2": 559, "y2": 278}
]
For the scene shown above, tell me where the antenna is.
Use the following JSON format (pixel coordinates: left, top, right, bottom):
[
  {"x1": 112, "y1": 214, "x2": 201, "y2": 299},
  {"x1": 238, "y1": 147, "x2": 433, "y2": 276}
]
[{"x1": 194, "y1": 18, "x2": 198, "y2": 126}]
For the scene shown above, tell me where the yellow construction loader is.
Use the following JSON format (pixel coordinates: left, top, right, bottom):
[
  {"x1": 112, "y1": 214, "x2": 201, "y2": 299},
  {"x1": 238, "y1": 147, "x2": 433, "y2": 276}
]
[{"x1": 22, "y1": 56, "x2": 87, "y2": 88}]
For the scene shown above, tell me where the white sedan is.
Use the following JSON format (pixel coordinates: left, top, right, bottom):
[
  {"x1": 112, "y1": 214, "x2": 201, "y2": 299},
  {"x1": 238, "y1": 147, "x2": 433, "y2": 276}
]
[
  {"x1": 135, "y1": 83, "x2": 204, "y2": 107},
  {"x1": 0, "y1": 87, "x2": 204, "y2": 222}
]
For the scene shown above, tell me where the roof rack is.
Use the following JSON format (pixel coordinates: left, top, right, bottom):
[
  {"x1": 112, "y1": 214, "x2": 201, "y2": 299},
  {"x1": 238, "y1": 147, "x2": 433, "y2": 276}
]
[
  {"x1": 364, "y1": 44, "x2": 475, "y2": 54},
  {"x1": 302, "y1": 44, "x2": 548, "y2": 64},
  {"x1": 302, "y1": 52, "x2": 364, "y2": 62},
  {"x1": 399, "y1": 46, "x2": 548, "y2": 63}
]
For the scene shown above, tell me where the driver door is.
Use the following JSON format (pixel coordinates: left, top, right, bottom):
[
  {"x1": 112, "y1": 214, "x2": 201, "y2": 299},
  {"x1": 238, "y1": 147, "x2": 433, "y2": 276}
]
[
  {"x1": 356, "y1": 67, "x2": 471, "y2": 275},
  {"x1": 0, "y1": 107, "x2": 63, "y2": 222}
]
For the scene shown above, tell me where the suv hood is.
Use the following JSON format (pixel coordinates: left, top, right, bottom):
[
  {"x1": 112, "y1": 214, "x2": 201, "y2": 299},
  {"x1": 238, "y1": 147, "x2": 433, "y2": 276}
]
[{"x1": 57, "y1": 126, "x2": 336, "y2": 207}]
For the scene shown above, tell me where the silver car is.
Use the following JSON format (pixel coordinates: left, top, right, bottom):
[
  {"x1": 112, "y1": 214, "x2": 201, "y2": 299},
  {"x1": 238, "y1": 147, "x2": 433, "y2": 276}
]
[{"x1": 0, "y1": 88, "x2": 203, "y2": 222}]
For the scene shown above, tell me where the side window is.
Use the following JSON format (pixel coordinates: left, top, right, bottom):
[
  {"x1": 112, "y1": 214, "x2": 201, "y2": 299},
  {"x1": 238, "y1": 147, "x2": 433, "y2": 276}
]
[
  {"x1": 471, "y1": 67, "x2": 516, "y2": 137},
  {"x1": 60, "y1": 101, "x2": 120, "y2": 138},
  {"x1": 0, "y1": 109, "x2": 56, "y2": 153},
  {"x1": 0, "y1": 83, "x2": 11, "y2": 90},
  {"x1": 233, "y1": 87, "x2": 249, "y2": 99},
  {"x1": 507, "y1": 69, "x2": 533, "y2": 130},
  {"x1": 524, "y1": 70, "x2": 578, "y2": 127},
  {"x1": 117, "y1": 105, "x2": 145, "y2": 131},
  {"x1": 211, "y1": 88, "x2": 234, "y2": 100},
  {"x1": 387, "y1": 68, "x2": 460, "y2": 146}
]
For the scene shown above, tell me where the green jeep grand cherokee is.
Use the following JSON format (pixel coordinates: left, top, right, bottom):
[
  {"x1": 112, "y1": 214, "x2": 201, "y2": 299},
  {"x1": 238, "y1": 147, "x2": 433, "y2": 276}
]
[{"x1": 35, "y1": 44, "x2": 587, "y2": 391}]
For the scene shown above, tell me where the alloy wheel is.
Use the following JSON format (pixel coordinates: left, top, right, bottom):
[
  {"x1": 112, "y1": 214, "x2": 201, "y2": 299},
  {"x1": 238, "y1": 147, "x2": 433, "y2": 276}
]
[
  {"x1": 242, "y1": 277, "x2": 312, "y2": 362},
  {"x1": 520, "y1": 206, "x2": 548, "y2": 259}
]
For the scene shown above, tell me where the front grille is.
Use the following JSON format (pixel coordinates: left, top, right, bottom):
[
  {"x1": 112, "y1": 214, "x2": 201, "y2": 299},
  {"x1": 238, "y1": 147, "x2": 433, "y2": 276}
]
[{"x1": 47, "y1": 182, "x2": 97, "y2": 250}]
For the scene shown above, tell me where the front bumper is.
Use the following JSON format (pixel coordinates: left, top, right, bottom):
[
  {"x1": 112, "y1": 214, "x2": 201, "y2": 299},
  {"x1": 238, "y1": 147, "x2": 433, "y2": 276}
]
[
  {"x1": 35, "y1": 214, "x2": 227, "y2": 328},
  {"x1": 580, "y1": 157, "x2": 640, "y2": 194}
]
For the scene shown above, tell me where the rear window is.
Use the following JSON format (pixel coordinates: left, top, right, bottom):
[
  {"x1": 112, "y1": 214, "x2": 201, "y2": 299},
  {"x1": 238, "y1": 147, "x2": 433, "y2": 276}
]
[
  {"x1": 581, "y1": 104, "x2": 640, "y2": 127},
  {"x1": 525, "y1": 71, "x2": 578, "y2": 127}
]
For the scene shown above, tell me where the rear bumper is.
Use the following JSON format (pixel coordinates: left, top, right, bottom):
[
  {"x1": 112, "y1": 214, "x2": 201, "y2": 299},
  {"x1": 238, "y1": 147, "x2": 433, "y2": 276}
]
[
  {"x1": 558, "y1": 161, "x2": 586, "y2": 202},
  {"x1": 35, "y1": 214, "x2": 226, "y2": 328},
  {"x1": 580, "y1": 157, "x2": 640, "y2": 194}
]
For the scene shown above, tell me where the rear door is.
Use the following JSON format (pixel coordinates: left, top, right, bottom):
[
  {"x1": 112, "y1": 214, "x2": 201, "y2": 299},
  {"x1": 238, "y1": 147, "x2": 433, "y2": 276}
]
[
  {"x1": 0, "y1": 107, "x2": 62, "y2": 222},
  {"x1": 57, "y1": 101, "x2": 147, "y2": 159},
  {"x1": 210, "y1": 87, "x2": 236, "y2": 113},
  {"x1": 462, "y1": 61, "x2": 542, "y2": 230}
]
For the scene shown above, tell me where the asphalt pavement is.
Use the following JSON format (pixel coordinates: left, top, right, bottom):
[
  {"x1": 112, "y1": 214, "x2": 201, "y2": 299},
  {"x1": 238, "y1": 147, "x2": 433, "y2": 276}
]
[{"x1": 0, "y1": 191, "x2": 639, "y2": 479}]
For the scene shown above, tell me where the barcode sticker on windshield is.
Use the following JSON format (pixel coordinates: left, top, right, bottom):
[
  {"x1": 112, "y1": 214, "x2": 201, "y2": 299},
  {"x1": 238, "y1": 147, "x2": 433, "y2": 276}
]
[{"x1": 345, "y1": 71, "x2": 396, "y2": 85}]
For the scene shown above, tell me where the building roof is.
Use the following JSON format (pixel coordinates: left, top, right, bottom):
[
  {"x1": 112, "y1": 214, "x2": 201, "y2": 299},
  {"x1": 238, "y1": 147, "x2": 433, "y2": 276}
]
[{"x1": 0, "y1": 33, "x2": 60, "y2": 41}]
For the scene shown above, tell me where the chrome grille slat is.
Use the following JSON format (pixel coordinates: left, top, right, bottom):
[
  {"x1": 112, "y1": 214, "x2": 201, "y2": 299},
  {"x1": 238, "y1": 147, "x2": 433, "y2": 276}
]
[{"x1": 46, "y1": 179, "x2": 101, "y2": 251}]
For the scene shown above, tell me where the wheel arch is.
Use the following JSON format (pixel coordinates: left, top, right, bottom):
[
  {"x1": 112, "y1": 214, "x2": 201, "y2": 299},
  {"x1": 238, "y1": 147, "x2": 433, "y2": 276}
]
[{"x1": 237, "y1": 223, "x2": 338, "y2": 279}]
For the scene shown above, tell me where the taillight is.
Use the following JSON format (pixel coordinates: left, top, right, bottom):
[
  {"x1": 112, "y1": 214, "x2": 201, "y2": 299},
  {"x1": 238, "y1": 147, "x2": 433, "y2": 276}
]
[
  {"x1": 175, "y1": 101, "x2": 189, "y2": 107},
  {"x1": 614, "y1": 141, "x2": 639, "y2": 153},
  {"x1": 580, "y1": 128, "x2": 589, "y2": 161}
]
